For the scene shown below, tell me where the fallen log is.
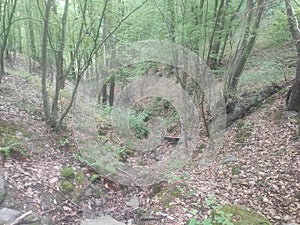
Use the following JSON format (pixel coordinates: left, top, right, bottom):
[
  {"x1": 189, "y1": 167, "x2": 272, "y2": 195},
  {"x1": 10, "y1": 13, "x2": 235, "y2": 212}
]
[{"x1": 226, "y1": 82, "x2": 290, "y2": 126}]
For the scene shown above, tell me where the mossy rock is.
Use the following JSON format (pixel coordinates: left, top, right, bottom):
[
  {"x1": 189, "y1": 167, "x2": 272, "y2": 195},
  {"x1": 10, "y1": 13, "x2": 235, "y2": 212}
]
[
  {"x1": 213, "y1": 204, "x2": 271, "y2": 225},
  {"x1": 61, "y1": 167, "x2": 75, "y2": 180},
  {"x1": 153, "y1": 185, "x2": 183, "y2": 209},
  {"x1": 0, "y1": 119, "x2": 29, "y2": 158},
  {"x1": 60, "y1": 180, "x2": 75, "y2": 193}
]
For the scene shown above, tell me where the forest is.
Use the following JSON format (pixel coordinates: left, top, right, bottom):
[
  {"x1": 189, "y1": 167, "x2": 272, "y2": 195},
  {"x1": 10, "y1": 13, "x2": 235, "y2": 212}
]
[{"x1": 0, "y1": 0, "x2": 299, "y2": 224}]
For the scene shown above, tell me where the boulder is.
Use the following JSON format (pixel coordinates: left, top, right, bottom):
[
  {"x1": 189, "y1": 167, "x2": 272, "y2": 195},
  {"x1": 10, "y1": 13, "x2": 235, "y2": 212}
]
[{"x1": 81, "y1": 215, "x2": 126, "y2": 225}]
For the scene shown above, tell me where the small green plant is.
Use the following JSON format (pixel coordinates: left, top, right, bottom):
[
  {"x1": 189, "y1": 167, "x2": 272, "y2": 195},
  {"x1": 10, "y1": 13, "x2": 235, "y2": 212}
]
[
  {"x1": 112, "y1": 145, "x2": 134, "y2": 162},
  {"x1": 59, "y1": 137, "x2": 69, "y2": 147},
  {"x1": 202, "y1": 195, "x2": 234, "y2": 225},
  {"x1": 129, "y1": 111, "x2": 150, "y2": 139},
  {"x1": 189, "y1": 218, "x2": 201, "y2": 225},
  {"x1": 231, "y1": 167, "x2": 241, "y2": 175},
  {"x1": 90, "y1": 174, "x2": 100, "y2": 183},
  {"x1": 0, "y1": 136, "x2": 25, "y2": 157}
]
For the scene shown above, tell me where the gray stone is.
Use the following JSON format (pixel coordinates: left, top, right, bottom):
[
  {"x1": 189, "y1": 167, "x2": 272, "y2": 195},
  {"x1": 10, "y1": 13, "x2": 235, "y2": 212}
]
[
  {"x1": 0, "y1": 207, "x2": 21, "y2": 224},
  {"x1": 81, "y1": 215, "x2": 126, "y2": 225},
  {"x1": 222, "y1": 155, "x2": 238, "y2": 164},
  {"x1": 0, "y1": 178, "x2": 4, "y2": 204},
  {"x1": 41, "y1": 216, "x2": 55, "y2": 225},
  {"x1": 82, "y1": 208, "x2": 96, "y2": 219},
  {"x1": 126, "y1": 195, "x2": 139, "y2": 210},
  {"x1": 0, "y1": 208, "x2": 40, "y2": 225}
]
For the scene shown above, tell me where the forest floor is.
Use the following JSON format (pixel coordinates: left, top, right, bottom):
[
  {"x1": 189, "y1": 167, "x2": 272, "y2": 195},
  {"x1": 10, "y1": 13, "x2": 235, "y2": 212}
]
[{"x1": 0, "y1": 56, "x2": 299, "y2": 225}]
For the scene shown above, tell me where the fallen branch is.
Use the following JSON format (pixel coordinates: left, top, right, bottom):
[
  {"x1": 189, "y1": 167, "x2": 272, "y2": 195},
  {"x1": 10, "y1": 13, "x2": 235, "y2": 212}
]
[{"x1": 9, "y1": 210, "x2": 33, "y2": 225}]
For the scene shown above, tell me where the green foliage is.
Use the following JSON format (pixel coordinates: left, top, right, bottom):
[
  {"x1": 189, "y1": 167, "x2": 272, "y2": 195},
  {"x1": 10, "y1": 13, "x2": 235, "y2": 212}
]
[
  {"x1": 197, "y1": 143, "x2": 207, "y2": 153},
  {"x1": 129, "y1": 111, "x2": 150, "y2": 139},
  {"x1": 215, "y1": 205, "x2": 271, "y2": 225},
  {"x1": 90, "y1": 174, "x2": 100, "y2": 183},
  {"x1": 201, "y1": 196, "x2": 271, "y2": 225},
  {"x1": 189, "y1": 218, "x2": 201, "y2": 225},
  {"x1": 266, "y1": 7, "x2": 291, "y2": 45},
  {"x1": 0, "y1": 135, "x2": 25, "y2": 157},
  {"x1": 59, "y1": 137, "x2": 69, "y2": 147},
  {"x1": 200, "y1": 195, "x2": 234, "y2": 225}
]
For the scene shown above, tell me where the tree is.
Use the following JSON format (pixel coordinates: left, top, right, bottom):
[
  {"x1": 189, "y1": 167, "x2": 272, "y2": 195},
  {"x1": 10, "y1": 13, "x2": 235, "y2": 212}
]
[
  {"x1": 285, "y1": 0, "x2": 300, "y2": 112},
  {"x1": 0, "y1": 0, "x2": 18, "y2": 83},
  {"x1": 225, "y1": 0, "x2": 266, "y2": 101},
  {"x1": 37, "y1": 0, "x2": 151, "y2": 129}
]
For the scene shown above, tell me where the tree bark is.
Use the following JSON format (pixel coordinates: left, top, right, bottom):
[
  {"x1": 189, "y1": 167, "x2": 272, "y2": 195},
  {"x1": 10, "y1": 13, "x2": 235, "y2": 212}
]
[
  {"x1": 285, "y1": 0, "x2": 300, "y2": 112},
  {"x1": 0, "y1": 0, "x2": 18, "y2": 83},
  {"x1": 225, "y1": 0, "x2": 265, "y2": 101},
  {"x1": 41, "y1": 0, "x2": 52, "y2": 122}
]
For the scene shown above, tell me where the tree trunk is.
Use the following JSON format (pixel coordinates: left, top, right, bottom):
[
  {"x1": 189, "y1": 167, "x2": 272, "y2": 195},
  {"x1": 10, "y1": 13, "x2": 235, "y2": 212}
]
[
  {"x1": 51, "y1": 0, "x2": 69, "y2": 127},
  {"x1": 285, "y1": 0, "x2": 300, "y2": 112},
  {"x1": 225, "y1": 0, "x2": 265, "y2": 101},
  {"x1": 41, "y1": 0, "x2": 52, "y2": 123},
  {"x1": 0, "y1": 0, "x2": 18, "y2": 83}
]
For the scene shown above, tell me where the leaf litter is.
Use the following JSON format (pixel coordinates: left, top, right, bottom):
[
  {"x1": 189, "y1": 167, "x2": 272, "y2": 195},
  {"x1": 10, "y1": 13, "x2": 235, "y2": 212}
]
[{"x1": 0, "y1": 71, "x2": 299, "y2": 224}]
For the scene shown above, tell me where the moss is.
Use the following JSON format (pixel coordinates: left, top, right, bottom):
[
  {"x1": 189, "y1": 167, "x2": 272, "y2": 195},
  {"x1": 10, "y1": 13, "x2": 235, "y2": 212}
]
[
  {"x1": 213, "y1": 204, "x2": 271, "y2": 225},
  {"x1": 61, "y1": 167, "x2": 75, "y2": 180},
  {"x1": 154, "y1": 186, "x2": 183, "y2": 209},
  {"x1": 60, "y1": 180, "x2": 75, "y2": 193},
  {"x1": 231, "y1": 167, "x2": 241, "y2": 175},
  {"x1": 75, "y1": 172, "x2": 85, "y2": 183},
  {"x1": 0, "y1": 119, "x2": 29, "y2": 158},
  {"x1": 235, "y1": 121, "x2": 253, "y2": 143}
]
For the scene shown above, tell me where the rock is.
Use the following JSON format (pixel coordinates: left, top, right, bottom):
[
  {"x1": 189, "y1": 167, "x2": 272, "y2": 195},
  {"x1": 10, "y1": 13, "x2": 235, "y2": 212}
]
[
  {"x1": 0, "y1": 178, "x2": 5, "y2": 204},
  {"x1": 82, "y1": 208, "x2": 96, "y2": 219},
  {"x1": 81, "y1": 215, "x2": 126, "y2": 225},
  {"x1": 0, "y1": 208, "x2": 40, "y2": 225},
  {"x1": 221, "y1": 155, "x2": 238, "y2": 164},
  {"x1": 0, "y1": 208, "x2": 20, "y2": 224},
  {"x1": 41, "y1": 216, "x2": 55, "y2": 225},
  {"x1": 283, "y1": 110, "x2": 298, "y2": 118},
  {"x1": 126, "y1": 195, "x2": 139, "y2": 210}
]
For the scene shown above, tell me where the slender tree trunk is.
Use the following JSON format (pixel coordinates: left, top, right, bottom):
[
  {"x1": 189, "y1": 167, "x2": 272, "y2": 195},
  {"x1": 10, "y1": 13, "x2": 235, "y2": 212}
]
[
  {"x1": 51, "y1": 0, "x2": 69, "y2": 127},
  {"x1": 26, "y1": 0, "x2": 37, "y2": 72},
  {"x1": 0, "y1": 0, "x2": 18, "y2": 83},
  {"x1": 285, "y1": 0, "x2": 300, "y2": 112},
  {"x1": 207, "y1": 0, "x2": 225, "y2": 69},
  {"x1": 41, "y1": 0, "x2": 52, "y2": 123},
  {"x1": 109, "y1": 37, "x2": 116, "y2": 106}
]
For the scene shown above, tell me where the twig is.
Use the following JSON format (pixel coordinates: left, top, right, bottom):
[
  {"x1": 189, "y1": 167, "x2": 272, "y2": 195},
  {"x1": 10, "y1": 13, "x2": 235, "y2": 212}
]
[{"x1": 9, "y1": 210, "x2": 33, "y2": 225}]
